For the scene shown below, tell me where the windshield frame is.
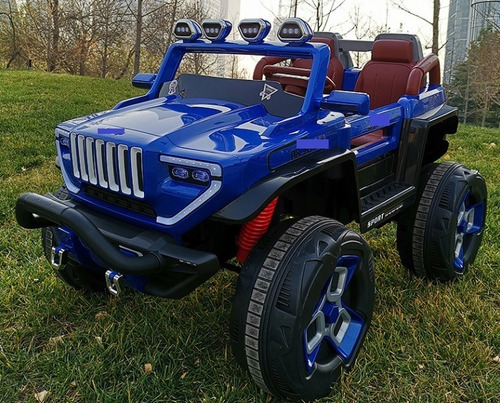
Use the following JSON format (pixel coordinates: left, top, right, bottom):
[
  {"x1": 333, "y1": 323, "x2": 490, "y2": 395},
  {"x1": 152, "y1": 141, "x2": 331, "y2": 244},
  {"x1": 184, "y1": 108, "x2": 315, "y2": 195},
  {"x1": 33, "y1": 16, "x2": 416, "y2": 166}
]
[{"x1": 148, "y1": 39, "x2": 331, "y2": 116}]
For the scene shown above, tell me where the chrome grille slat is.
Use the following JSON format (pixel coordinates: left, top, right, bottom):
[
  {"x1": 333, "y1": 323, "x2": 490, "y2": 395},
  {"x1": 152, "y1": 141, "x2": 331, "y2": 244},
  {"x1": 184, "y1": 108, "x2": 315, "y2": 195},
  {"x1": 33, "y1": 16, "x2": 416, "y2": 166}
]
[
  {"x1": 106, "y1": 142, "x2": 119, "y2": 192},
  {"x1": 130, "y1": 147, "x2": 145, "y2": 198},
  {"x1": 70, "y1": 133, "x2": 80, "y2": 178},
  {"x1": 77, "y1": 135, "x2": 88, "y2": 181},
  {"x1": 70, "y1": 135, "x2": 144, "y2": 198},
  {"x1": 95, "y1": 139, "x2": 108, "y2": 188},
  {"x1": 86, "y1": 137, "x2": 97, "y2": 185},
  {"x1": 118, "y1": 144, "x2": 131, "y2": 195}
]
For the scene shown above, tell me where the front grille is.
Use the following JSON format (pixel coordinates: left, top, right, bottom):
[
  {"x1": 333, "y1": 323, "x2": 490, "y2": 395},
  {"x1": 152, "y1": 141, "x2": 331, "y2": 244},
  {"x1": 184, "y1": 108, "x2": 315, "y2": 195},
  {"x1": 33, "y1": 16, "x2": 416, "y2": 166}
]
[
  {"x1": 86, "y1": 186, "x2": 156, "y2": 217},
  {"x1": 70, "y1": 133, "x2": 144, "y2": 198}
]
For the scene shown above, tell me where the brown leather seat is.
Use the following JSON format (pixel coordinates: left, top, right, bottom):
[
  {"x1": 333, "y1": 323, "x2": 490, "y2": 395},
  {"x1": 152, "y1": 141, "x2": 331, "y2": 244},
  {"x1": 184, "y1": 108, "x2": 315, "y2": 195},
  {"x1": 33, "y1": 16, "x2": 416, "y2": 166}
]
[
  {"x1": 354, "y1": 39, "x2": 416, "y2": 109},
  {"x1": 253, "y1": 37, "x2": 344, "y2": 96}
]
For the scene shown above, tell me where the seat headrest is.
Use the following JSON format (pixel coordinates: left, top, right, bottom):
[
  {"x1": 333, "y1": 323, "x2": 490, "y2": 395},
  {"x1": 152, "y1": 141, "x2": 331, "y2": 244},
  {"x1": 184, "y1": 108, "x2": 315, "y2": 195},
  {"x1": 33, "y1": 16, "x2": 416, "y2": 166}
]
[
  {"x1": 371, "y1": 39, "x2": 413, "y2": 63},
  {"x1": 310, "y1": 37, "x2": 336, "y2": 59}
]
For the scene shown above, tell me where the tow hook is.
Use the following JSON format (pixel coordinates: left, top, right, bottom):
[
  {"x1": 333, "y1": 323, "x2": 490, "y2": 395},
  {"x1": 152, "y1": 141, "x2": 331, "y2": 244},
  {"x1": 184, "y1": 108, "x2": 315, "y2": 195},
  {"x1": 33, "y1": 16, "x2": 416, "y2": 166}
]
[
  {"x1": 105, "y1": 270, "x2": 124, "y2": 296},
  {"x1": 50, "y1": 247, "x2": 68, "y2": 271}
]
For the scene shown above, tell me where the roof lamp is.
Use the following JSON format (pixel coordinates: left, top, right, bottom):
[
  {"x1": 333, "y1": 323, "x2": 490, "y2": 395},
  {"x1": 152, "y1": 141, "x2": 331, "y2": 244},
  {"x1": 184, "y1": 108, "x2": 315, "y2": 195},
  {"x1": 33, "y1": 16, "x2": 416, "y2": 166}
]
[
  {"x1": 238, "y1": 19, "x2": 271, "y2": 43},
  {"x1": 201, "y1": 19, "x2": 232, "y2": 42},
  {"x1": 173, "y1": 19, "x2": 202, "y2": 41},
  {"x1": 277, "y1": 18, "x2": 313, "y2": 44}
]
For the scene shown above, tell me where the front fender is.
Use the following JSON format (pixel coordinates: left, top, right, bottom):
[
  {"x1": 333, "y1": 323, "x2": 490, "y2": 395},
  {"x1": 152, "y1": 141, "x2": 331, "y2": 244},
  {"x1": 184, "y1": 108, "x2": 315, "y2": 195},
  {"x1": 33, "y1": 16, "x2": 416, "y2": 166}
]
[{"x1": 212, "y1": 149, "x2": 360, "y2": 223}]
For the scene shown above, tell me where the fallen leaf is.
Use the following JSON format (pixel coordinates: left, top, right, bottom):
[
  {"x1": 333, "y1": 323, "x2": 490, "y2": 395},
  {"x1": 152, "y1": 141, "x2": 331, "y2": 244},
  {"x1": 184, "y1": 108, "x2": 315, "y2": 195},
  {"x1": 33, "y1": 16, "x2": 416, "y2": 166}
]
[
  {"x1": 493, "y1": 356, "x2": 500, "y2": 363},
  {"x1": 34, "y1": 390, "x2": 50, "y2": 402},
  {"x1": 49, "y1": 336, "x2": 64, "y2": 345},
  {"x1": 70, "y1": 381, "x2": 77, "y2": 387},
  {"x1": 144, "y1": 363, "x2": 153, "y2": 374},
  {"x1": 95, "y1": 311, "x2": 109, "y2": 320},
  {"x1": 443, "y1": 154, "x2": 451, "y2": 161},
  {"x1": 94, "y1": 336, "x2": 103, "y2": 347},
  {"x1": 180, "y1": 371, "x2": 188, "y2": 380},
  {"x1": 418, "y1": 364, "x2": 424, "y2": 369},
  {"x1": 489, "y1": 143, "x2": 496, "y2": 148}
]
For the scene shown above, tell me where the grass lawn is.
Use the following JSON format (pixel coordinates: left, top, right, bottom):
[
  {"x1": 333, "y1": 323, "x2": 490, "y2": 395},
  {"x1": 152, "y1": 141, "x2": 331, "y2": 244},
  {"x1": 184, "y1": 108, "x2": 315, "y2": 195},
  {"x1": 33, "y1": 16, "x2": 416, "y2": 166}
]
[{"x1": 0, "y1": 69, "x2": 499, "y2": 402}]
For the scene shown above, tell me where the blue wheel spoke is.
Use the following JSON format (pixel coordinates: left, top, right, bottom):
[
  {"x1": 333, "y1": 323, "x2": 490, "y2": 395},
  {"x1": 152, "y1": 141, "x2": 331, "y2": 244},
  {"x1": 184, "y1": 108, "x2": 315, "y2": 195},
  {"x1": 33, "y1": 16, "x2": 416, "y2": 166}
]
[
  {"x1": 336, "y1": 255, "x2": 360, "y2": 289},
  {"x1": 303, "y1": 254, "x2": 365, "y2": 371},
  {"x1": 460, "y1": 202, "x2": 485, "y2": 235},
  {"x1": 454, "y1": 193, "x2": 485, "y2": 271},
  {"x1": 325, "y1": 305, "x2": 363, "y2": 360},
  {"x1": 305, "y1": 342, "x2": 322, "y2": 371}
]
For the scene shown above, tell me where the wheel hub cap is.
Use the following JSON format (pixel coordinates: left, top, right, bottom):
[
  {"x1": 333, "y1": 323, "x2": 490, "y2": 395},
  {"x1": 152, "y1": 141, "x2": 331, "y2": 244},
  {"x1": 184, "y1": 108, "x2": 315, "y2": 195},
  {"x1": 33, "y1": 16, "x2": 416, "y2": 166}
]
[
  {"x1": 303, "y1": 255, "x2": 364, "y2": 371},
  {"x1": 454, "y1": 191, "x2": 484, "y2": 271}
]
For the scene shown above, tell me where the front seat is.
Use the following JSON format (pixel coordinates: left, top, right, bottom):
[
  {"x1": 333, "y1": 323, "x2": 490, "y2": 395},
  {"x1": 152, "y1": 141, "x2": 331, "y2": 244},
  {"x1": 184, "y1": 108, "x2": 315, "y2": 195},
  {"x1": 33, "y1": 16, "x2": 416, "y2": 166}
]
[{"x1": 253, "y1": 36, "x2": 344, "y2": 96}]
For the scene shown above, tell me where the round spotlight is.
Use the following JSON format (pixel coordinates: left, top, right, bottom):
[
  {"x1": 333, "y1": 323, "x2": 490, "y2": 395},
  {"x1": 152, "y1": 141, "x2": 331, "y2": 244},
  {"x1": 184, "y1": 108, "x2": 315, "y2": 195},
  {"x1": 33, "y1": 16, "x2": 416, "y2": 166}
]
[
  {"x1": 201, "y1": 19, "x2": 232, "y2": 42},
  {"x1": 277, "y1": 18, "x2": 313, "y2": 44},
  {"x1": 238, "y1": 19, "x2": 271, "y2": 43},
  {"x1": 173, "y1": 19, "x2": 202, "y2": 42}
]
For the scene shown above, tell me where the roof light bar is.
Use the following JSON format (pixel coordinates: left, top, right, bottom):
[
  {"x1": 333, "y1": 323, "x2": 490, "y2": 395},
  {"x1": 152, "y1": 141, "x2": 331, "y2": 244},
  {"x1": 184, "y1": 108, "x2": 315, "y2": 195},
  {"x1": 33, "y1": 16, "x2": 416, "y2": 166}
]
[
  {"x1": 277, "y1": 18, "x2": 313, "y2": 44},
  {"x1": 173, "y1": 19, "x2": 202, "y2": 42},
  {"x1": 238, "y1": 19, "x2": 271, "y2": 43},
  {"x1": 201, "y1": 19, "x2": 232, "y2": 42}
]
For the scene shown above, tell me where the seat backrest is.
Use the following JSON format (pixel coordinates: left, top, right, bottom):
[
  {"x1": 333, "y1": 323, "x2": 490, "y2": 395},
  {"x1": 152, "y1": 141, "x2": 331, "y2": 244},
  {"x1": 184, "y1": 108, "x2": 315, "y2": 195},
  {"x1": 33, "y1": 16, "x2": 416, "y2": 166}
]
[
  {"x1": 252, "y1": 36, "x2": 344, "y2": 96},
  {"x1": 289, "y1": 37, "x2": 344, "y2": 92},
  {"x1": 354, "y1": 39, "x2": 415, "y2": 109}
]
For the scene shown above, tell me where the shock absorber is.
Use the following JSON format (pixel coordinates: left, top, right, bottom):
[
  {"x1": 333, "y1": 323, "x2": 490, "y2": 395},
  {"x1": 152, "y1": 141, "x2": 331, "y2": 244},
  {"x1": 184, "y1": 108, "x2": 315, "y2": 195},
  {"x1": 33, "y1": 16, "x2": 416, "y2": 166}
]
[{"x1": 236, "y1": 197, "x2": 278, "y2": 263}]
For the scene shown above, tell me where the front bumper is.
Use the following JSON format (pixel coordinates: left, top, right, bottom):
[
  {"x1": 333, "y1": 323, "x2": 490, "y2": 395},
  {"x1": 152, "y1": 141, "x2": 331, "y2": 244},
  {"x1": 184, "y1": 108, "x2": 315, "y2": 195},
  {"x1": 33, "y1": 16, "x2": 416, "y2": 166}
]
[{"x1": 16, "y1": 193, "x2": 220, "y2": 298}]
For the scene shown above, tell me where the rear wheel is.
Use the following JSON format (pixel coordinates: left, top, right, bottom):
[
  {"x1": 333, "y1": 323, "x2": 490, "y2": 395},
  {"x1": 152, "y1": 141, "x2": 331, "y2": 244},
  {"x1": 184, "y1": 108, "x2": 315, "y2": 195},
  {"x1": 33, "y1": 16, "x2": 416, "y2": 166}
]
[
  {"x1": 230, "y1": 216, "x2": 375, "y2": 401},
  {"x1": 397, "y1": 162, "x2": 487, "y2": 281},
  {"x1": 41, "y1": 186, "x2": 106, "y2": 292}
]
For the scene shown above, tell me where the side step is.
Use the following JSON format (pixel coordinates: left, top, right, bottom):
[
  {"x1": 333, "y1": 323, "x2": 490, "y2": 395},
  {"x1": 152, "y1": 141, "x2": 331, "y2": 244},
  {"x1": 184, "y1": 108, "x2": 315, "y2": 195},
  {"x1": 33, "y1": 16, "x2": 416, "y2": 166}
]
[{"x1": 360, "y1": 182, "x2": 415, "y2": 231}]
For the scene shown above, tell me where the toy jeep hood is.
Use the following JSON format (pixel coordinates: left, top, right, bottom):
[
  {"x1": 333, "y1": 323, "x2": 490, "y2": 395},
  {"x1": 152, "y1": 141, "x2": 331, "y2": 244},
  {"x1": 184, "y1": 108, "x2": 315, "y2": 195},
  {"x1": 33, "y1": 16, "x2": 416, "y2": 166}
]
[{"x1": 63, "y1": 96, "x2": 281, "y2": 154}]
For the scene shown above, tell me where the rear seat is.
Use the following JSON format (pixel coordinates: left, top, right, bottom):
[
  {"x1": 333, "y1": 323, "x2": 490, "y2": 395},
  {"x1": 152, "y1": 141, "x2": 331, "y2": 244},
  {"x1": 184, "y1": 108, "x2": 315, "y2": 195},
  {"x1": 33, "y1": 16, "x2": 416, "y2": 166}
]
[
  {"x1": 354, "y1": 39, "x2": 416, "y2": 109},
  {"x1": 351, "y1": 39, "x2": 416, "y2": 148}
]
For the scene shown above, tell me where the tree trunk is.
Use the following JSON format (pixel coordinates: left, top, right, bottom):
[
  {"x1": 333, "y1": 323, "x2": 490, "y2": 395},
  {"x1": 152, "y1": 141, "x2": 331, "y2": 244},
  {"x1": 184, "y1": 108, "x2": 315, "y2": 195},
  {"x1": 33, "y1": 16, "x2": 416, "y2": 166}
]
[
  {"x1": 167, "y1": 0, "x2": 179, "y2": 45},
  {"x1": 432, "y1": 0, "x2": 440, "y2": 55},
  {"x1": 79, "y1": 38, "x2": 88, "y2": 76},
  {"x1": 47, "y1": 0, "x2": 60, "y2": 72},
  {"x1": 133, "y1": 0, "x2": 143, "y2": 76}
]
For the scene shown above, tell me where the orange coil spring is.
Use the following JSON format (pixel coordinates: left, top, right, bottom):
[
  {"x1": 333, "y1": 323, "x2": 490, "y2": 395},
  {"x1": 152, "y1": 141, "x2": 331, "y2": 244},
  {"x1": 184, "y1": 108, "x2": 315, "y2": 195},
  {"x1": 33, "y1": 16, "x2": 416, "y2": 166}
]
[{"x1": 236, "y1": 197, "x2": 279, "y2": 263}]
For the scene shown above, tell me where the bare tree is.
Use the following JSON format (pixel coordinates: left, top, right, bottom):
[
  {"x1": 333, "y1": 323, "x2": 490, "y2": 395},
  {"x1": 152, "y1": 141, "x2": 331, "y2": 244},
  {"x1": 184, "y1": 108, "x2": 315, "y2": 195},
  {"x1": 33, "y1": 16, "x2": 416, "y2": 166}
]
[
  {"x1": 303, "y1": 0, "x2": 346, "y2": 31},
  {"x1": 346, "y1": 6, "x2": 384, "y2": 66},
  {"x1": 133, "y1": 0, "x2": 142, "y2": 76},
  {"x1": 391, "y1": 0, "x2": 441, "y2": 55},
  {"x1": 0, "y1": 0, "x2": 19, "y2": 67},
  {"x1": 46, "y1": 0, "x2": 60, "y2": 71},
  {"x1": 467, "y1": 30, "x2": 500, "y2": 127}
]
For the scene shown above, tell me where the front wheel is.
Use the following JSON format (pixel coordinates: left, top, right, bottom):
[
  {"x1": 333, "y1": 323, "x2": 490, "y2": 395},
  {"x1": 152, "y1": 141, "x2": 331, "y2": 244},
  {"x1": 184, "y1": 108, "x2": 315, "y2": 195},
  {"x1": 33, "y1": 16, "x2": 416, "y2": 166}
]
[{"x1": 230, "y1": 216, "x2": 375, "y2": 401}]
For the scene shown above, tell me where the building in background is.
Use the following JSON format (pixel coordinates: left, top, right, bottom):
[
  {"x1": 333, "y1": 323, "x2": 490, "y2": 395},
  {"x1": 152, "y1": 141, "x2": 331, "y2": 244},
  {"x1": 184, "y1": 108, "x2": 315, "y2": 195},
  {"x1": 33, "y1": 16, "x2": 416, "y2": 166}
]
[
  {"x1": 444, "y1": 0, "x2": 500, "y2": 84},
  {"x1": 201, "y1": 0, "x2": 241, "y2": 76},
  {"x1": 202, "y1": 0, "x2": 241, "y2": 24}
]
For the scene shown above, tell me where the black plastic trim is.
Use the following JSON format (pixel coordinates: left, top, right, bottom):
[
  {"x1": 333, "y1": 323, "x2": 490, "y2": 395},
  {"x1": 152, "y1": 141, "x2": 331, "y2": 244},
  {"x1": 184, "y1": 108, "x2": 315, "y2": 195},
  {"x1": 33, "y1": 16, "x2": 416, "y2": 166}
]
[
  {"x1": 16, "y1": 193, "x2": 220, "y2": 279},
  {"x1": 16, "y1": 193, "x2": 164, "y2": 274},
  {"x1": 213, "y1": 149, "x2": 360, "y2": 223}
]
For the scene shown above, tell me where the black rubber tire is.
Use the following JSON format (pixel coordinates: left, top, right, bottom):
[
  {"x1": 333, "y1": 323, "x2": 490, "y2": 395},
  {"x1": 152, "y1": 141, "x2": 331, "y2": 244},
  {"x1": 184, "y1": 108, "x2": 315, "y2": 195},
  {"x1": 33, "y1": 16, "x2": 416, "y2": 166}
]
[
  {"x1": 397, "y1": 163, "x2": 437, "y2": 273},
  {"x1": 41, "y1": 186, "x2": 106, "y2": 292},
  {"x1": 397, "y1": 162, "x2": 487, "y2": 281},
  {"x1": 230, "y1": 216, "x2": 375, "y2": 401}
]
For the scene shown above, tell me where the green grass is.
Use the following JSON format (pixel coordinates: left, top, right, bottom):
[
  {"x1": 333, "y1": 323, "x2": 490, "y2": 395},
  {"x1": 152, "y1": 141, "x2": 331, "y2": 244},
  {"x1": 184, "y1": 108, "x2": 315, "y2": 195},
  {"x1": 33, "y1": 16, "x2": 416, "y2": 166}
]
[{"x1": 0, "y1": 69, "x2": 499, "y2": 402}]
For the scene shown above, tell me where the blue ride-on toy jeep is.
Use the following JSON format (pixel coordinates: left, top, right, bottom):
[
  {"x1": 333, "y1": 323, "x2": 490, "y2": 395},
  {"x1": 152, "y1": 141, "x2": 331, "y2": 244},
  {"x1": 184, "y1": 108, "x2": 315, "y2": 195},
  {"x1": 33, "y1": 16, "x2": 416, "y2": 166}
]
[{"x1": 16, "y1": 18, "x2": 487, "y2": 401}]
